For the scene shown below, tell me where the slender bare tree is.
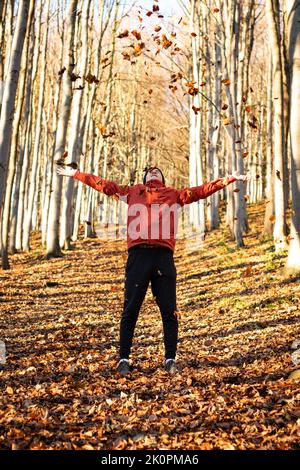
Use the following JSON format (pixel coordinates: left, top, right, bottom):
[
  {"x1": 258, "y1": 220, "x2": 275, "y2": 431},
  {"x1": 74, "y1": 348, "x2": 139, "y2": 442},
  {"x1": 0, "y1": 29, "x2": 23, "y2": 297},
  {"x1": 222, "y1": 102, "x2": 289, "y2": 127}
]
[
  {"x1": 46, "y1": 0, "x2": 78, "y2": 258},
  {"x1": 285, "y1": 0, "x2": 300, "y2": 273},
  {"x1": 1, "y1": 0, "x2": 35, "y2": 267},
  {"x1": 266, "y1": 0, "x2": 289, "y2": 252},
  {"x1": 22, "y1": 0, "x2": 50, "y2": 251},
  {"x1": 0, "y1": 0, "x2": 30, "y2": 269}
]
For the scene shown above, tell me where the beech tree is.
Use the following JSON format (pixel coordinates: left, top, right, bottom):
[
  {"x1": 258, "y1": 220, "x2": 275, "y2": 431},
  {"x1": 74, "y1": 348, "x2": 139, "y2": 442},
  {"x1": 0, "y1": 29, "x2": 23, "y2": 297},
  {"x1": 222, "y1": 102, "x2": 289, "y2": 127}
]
[
  {"x1": 0, "y1": 0, "x2": 30, "y2": 269},
  {"x1": 46, "y1": 0, "x2": 78, "y2": 258},
  {"x1": 285, "y1": 0, "x2": 300, "y2": 273}
]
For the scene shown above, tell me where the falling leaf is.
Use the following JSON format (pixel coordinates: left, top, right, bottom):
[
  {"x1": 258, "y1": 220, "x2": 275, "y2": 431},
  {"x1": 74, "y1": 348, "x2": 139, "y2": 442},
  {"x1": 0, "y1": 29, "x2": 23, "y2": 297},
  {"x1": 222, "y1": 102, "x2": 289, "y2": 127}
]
[
  {"x1": 96, "y1": 123, "x2": 106, "y2": 135},
  {"x1": 248, "y1": 120, "x2": 258, "y2": 130},
  {"x1": 276, "y1": 170, "x2": 281, "y2": 180},
  {"x1": 66, "y1": 162, "x2": 78, "y2": 170},
  {"x1": 185, "y1": 82, "x2": 199, "y2": 96},
  {"x1": 70, "y1": 73, "x2": 81, "y2": 82},
  {"x1": 192, "y1": 106, "x2": 201, "y2": 114},
  {"x1": 221, "y1": 79, "x2": 231, "y2": 86},
  {"x1": 269, "y1": 215, "x2": 276, "y2": 223},
  {"x1": 122, "y1": 52, "x2": 131, "y2": 61},
  {"x1": 131, "y1": 30, "x2": 141, "y2": 40},
  {"x1": 117, "y1": 30, "x2": 129, "y2": 39},
  {"x1": 134, "y1": 42, "x2": 145, "y2": 56},
  {"x1": 223, "y1": 117, "x2": 232, "y2": 126},
  {"x1": 185, "y1": 81, "x2": 196, "y2": 87},
  {"x1": 162, "y1": 34, "x2": 172, "y2": 49},
  {"x1": 84, "y1": 73, "x2": 99, "y2": 84}
]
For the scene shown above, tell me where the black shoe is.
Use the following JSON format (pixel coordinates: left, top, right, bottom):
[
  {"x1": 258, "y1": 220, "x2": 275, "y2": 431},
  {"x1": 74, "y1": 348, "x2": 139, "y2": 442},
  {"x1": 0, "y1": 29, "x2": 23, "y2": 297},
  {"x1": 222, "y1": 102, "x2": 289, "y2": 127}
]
[
  {"x1": 116, "y1": 359, "x2": 130, "y2": 375},
  {"x1": 164, "y1": 359, "x2": 178, "y2": 374}
]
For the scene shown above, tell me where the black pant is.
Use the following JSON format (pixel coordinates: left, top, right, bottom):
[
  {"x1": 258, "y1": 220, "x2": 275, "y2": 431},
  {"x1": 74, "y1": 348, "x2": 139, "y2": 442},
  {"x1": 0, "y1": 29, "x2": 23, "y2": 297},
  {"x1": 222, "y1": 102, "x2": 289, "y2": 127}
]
[{"x1": 120, "y1": 245, "x2": 178, "y2": 360}]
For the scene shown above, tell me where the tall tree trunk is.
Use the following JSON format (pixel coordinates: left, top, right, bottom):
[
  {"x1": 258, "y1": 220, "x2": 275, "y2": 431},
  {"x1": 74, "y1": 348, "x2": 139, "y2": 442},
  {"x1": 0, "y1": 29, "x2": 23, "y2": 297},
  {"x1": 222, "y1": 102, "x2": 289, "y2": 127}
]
[
  {"x1": 0, "y1": 0, "x2": 30, "y2": 269},
  {"x1": 23, "y1": 0, "x2": 50, "y2": 251},
  {"x1": 1, "y1": 0, "x2": 35, "y2": 267},
  {"x1": 60, "y1": 0, "x2": 91, "y2": 249},
  {"x1": 266, "y1": 0, "x2": 289, "y2": 252},
  {"x1": 264, "y1": 52, "x2": 275, "y2": 235},
  {"x1": 46, "y1": 0, "x2": 78, "y2": 258},
  {"x1": 101, "y1": 0, "x2": 120, "y2": 231},
  {"x1": 285, "y1": 0, "x2": 300, "y2": 273},
  {"x1": 188, "y1": 0, "x2": 205, "y2": 242}
]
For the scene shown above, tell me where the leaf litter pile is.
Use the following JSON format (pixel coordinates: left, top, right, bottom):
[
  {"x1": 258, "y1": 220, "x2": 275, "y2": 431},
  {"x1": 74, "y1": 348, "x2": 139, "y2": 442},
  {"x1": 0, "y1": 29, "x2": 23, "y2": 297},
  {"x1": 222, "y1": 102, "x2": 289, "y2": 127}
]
[{"x1": 0, "y1": 203, "x2": 299, "y2": 450}]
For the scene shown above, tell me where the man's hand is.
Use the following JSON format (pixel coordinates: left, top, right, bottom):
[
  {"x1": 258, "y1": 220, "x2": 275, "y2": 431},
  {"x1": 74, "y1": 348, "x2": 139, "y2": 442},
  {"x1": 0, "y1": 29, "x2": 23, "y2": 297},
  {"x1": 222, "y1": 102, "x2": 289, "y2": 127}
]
[
  {"x1": 56, "y1": 166, "x2": 77, "y2": 177},
  {"x1": 231, "y1": 170, "x2": 251, "y2": 182}
]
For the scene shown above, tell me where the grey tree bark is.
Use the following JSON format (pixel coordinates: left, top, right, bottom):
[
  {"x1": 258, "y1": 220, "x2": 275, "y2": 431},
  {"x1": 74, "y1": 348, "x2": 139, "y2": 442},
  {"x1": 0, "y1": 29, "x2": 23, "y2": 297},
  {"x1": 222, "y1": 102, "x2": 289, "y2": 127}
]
[
  {"x1": 0, "y1": 0, "x2": 30, "y2": 269},
  {"x1": 285, "y1": 0, "x2": 300, "y2": 273},
  {"x1": 46, "y1": 0, "x2": 78, "y2": 258}
]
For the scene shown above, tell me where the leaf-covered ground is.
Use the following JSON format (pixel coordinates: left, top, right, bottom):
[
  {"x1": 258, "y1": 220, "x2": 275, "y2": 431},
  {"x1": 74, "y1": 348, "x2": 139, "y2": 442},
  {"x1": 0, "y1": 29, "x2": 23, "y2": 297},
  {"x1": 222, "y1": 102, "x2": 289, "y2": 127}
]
[{"x1": 0, "y1": 203, "x2": 299, "y2": 450}]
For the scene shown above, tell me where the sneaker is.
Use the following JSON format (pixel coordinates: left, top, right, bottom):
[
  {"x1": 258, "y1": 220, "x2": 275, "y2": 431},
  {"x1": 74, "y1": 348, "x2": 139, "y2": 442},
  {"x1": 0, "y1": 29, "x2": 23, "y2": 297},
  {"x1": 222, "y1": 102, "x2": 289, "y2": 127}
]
[
  {"x1": 164, "y1": 359, "x2": 178, "y2": 374},
  {"x1": 116, "y1": 359, "x2": 130, "y2": 375}
]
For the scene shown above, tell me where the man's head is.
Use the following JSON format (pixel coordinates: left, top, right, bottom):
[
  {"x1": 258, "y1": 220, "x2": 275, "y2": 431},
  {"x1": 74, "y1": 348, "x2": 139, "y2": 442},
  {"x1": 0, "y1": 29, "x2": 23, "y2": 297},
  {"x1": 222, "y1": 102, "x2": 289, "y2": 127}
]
[{"x1": 143, "y1": 167, "x2": 165, "y2": 185}]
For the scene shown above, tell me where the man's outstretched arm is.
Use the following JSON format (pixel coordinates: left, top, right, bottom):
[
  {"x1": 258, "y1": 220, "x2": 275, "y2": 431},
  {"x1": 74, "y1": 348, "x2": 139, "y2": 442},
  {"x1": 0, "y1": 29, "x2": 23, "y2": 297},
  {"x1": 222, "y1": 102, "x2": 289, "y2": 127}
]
[
  {"x1": 176, "y1": 171, "x2": 250, "y2": 206},
  {"x1": 56, "y1": 167, "x2": 130, "y2": 199}
]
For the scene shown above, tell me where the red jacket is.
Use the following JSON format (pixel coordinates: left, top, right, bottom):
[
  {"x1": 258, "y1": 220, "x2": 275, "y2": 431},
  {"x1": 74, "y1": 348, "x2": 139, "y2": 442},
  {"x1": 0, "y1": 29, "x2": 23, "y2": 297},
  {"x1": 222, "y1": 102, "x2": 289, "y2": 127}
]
[{"x1": 73, "y1": 171, "x2": 236, "y2": 252}]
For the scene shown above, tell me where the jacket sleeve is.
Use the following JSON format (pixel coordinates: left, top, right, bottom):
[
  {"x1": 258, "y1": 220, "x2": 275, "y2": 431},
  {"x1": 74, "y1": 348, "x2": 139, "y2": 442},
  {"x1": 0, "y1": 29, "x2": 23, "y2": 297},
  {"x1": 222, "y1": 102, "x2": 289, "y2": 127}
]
[
  {"x1": 73, "y1": 170, "x2": 130, "y2": 201},
  {"x1": 176, "y1": 176, "x2": 237, "y2": 206}
]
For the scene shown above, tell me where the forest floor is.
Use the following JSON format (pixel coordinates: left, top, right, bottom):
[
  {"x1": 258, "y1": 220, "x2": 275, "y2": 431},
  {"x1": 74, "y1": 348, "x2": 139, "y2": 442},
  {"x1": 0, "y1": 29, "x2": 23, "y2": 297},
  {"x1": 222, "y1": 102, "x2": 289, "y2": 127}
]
[{"x1": 0, "y1": 202, "x2": 299, "y2": 450}]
